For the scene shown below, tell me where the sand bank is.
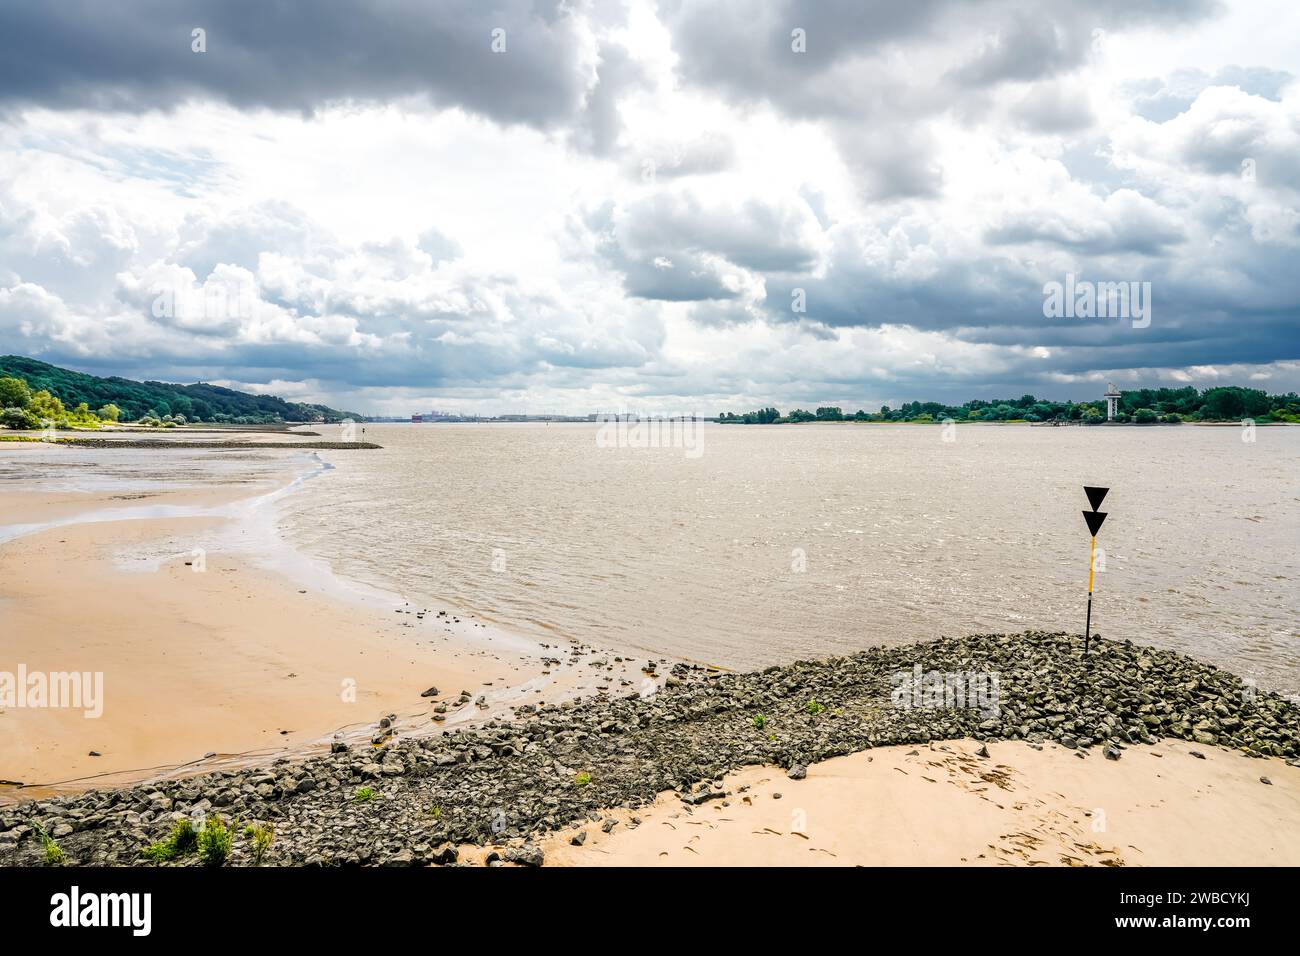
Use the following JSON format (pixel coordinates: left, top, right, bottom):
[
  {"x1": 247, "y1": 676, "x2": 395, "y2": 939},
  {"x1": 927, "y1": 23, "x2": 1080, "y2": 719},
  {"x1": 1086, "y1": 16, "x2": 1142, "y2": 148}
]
[{"x1": 534, "y1": 738, "x2": 1300, "y2": 866}]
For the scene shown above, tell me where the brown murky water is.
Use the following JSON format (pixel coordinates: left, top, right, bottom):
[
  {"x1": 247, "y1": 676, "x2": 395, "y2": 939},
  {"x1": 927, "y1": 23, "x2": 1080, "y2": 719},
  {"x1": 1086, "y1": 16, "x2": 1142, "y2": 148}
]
[{"x1": 280, "y1": 423, "x2": 1300, "y2": 694}]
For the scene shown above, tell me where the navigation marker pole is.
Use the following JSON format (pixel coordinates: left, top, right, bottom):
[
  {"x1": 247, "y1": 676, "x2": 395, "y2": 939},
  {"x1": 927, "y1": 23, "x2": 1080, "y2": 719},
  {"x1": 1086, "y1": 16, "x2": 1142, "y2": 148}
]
[{"x1": 1081, "y1": 486, "x2": 1109, "y2": 656}]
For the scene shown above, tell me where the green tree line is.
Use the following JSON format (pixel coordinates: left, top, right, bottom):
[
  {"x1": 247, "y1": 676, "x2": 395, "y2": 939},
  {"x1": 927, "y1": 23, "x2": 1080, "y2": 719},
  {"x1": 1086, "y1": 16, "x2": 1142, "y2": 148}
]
[{"x1": 717, "y1": 386, "x2": 1300, "y2": 425}]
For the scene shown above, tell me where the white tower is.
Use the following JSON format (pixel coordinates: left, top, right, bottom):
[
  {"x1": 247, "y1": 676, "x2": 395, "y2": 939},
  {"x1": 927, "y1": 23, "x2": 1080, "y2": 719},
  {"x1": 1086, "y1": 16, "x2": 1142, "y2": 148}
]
[{"x1": 1104, "y1": 382, "x2": 1121, "y2": 421}]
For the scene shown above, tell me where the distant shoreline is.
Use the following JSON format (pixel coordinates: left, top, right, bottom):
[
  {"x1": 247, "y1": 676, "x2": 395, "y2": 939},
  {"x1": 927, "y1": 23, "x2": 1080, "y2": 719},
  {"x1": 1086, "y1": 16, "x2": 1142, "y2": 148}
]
[
  {"x1": 0, "y1": 435, "x2": 381, "y2": 449},
  {"x1": 710, "y1": 418, "x2": 1294, "y2": 426},
  {"x1": 50, "y1": 438, "x2": 382, "y2": 449}
]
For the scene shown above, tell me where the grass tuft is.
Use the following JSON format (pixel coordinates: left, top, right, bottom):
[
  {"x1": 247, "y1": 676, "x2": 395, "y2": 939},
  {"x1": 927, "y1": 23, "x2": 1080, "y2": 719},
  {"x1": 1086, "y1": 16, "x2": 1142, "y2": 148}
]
[
  {"x1": 34, "y1": 822, "x2": 64, "y2": 866},
  {"x1": 143, "y1": 817, "x2": 198, "y2": 862},
  {"x1": 196, "y1": 814, "x2": 232, "y2": 867},
  {"x1": 244, "y1": 822, "x2": 274, "y2": 865}
]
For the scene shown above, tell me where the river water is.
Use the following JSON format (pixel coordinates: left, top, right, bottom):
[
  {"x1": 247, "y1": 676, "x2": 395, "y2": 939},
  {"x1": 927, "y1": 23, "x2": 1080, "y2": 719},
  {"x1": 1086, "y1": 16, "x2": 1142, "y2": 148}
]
[{"x1": 274, "y1": 422, "x2": 1300, "y2": 694}]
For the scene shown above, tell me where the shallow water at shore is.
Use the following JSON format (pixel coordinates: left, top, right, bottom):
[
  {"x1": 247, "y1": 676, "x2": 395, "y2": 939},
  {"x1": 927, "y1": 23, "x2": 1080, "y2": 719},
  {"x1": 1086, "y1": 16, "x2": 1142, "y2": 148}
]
[{"x1": 277, "y1": 422, "x2": 1300, "y2": 693}]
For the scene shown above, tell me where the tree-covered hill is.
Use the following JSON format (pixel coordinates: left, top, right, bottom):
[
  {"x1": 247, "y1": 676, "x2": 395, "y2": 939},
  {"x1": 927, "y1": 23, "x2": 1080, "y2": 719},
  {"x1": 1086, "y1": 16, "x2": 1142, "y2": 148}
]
[{"x1": 0, "y1": 356, "x2": 362, "y2": 424}]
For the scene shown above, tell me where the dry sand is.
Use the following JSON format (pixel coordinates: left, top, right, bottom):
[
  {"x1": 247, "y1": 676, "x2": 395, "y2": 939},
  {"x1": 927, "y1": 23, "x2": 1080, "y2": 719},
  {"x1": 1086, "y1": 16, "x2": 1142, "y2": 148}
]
[{"x1": 527, "y1": 738, "x2": 1300, "y2": 866}]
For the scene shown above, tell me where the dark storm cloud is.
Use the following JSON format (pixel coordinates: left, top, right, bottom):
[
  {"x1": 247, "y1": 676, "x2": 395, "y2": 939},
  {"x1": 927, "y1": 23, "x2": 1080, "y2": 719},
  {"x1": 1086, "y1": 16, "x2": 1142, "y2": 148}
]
[
  {"x1": 619, "y1": 252, "x2": 745, "y2": 302},
  {"x1": 659, "y1": 0, "x2": 1219, "y2": 203},
  {"x1": 660, "y1": 0, "x2": 947, "y2": 103},
  {"x1": 661, "y1": 0, "x2": 1218, "y2": 112},
  {"x1": 763, "y1": 253, "x2": 1035, "y2": 334},
  {"x1": 945, "y1": 15, "x2": 1081, "y2": 88},
  {"x1": 0, "y1": 0, "x2": 596, "y2": 128},
  {"x1": 745, "y1": 184, "x2": 1300, "y2": 378}
]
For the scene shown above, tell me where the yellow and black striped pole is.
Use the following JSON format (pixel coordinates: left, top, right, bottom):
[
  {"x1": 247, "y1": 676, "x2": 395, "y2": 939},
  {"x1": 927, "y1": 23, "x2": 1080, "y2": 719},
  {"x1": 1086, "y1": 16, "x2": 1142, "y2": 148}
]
[{"x1": 1082, "y1": 486, "x2": 1109, "y2": 656}]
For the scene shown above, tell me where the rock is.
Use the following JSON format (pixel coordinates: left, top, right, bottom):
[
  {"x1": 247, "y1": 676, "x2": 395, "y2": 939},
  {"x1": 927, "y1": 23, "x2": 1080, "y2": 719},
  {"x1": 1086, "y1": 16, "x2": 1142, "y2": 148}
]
[
  {"x1": 505, "y1": 844, "x2": 544, "y2": 867},
  {"x1": 431, "y1": 846, "x2": 458, "y2": 865},
  {"x1": 787, "y1": 764, "x2": 807, "y2": 780},
  {"x1": 421, "y1": 687, "x2": 440, "y2": 698},
  {"x1": 1261, "y1": 776, "x2": 1272, "y2": 786},
  {"x1": 147, "y1": 793, "x2": 172, "y2": 812},
  {"x1": 1104, "y1": 745, "x2": 1122, "y2": 761},
  {"x1": 1190, "y1": 751, "x2": 1207, "y2": 760},
  {"x1": 975, "y1": 744, "x2": 989, "y2": 758},
  {"x1": 570, "y1": 831, "x2": 587, "y2": 846},
  {"x1": 601, "y1": 818, "x2": 617, "y2": 833},
  {"x1": 679, "y1": 789, "x2": 726, "y2": 806}
]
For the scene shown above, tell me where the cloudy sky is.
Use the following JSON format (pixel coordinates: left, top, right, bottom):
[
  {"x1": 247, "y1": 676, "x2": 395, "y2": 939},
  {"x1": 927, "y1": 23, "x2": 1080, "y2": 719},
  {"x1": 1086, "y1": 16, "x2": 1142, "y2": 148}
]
[{"x1": 1, "y1": 0, "x2": 1298, "y2": 415}]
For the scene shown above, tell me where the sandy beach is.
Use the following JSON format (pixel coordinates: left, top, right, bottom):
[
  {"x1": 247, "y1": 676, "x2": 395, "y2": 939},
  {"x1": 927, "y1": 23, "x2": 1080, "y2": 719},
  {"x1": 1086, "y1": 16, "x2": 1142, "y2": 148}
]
[
  {"x1": 531, "y1": 739, "x2": 1300, "y2": 867},
  {"x1": 1, "y1": 519, "x2": 489, "y2": 791},
  {"x1": 0, "y1": 449, "x2": 638, "y2": 798}
]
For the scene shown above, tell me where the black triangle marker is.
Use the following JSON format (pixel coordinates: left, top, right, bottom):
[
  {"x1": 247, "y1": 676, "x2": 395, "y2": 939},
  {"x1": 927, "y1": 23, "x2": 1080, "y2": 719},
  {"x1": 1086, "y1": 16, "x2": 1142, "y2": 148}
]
[{"x1": 1081, "y1": 486, "x2": 1112, "y2": 658}]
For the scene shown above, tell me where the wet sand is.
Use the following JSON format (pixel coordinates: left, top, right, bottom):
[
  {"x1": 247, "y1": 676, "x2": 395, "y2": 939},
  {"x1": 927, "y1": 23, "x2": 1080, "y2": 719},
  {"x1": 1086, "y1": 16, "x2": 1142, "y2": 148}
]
[
  {"x1": 0, "y1": 510, "x2": 500, "y2": 790},
  {"x1": 529, "y1": 738, "x2": 1300, "y2": 866},
  {"x1": 0, "y1": 470, "x2": 630, "y2": 798}
]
